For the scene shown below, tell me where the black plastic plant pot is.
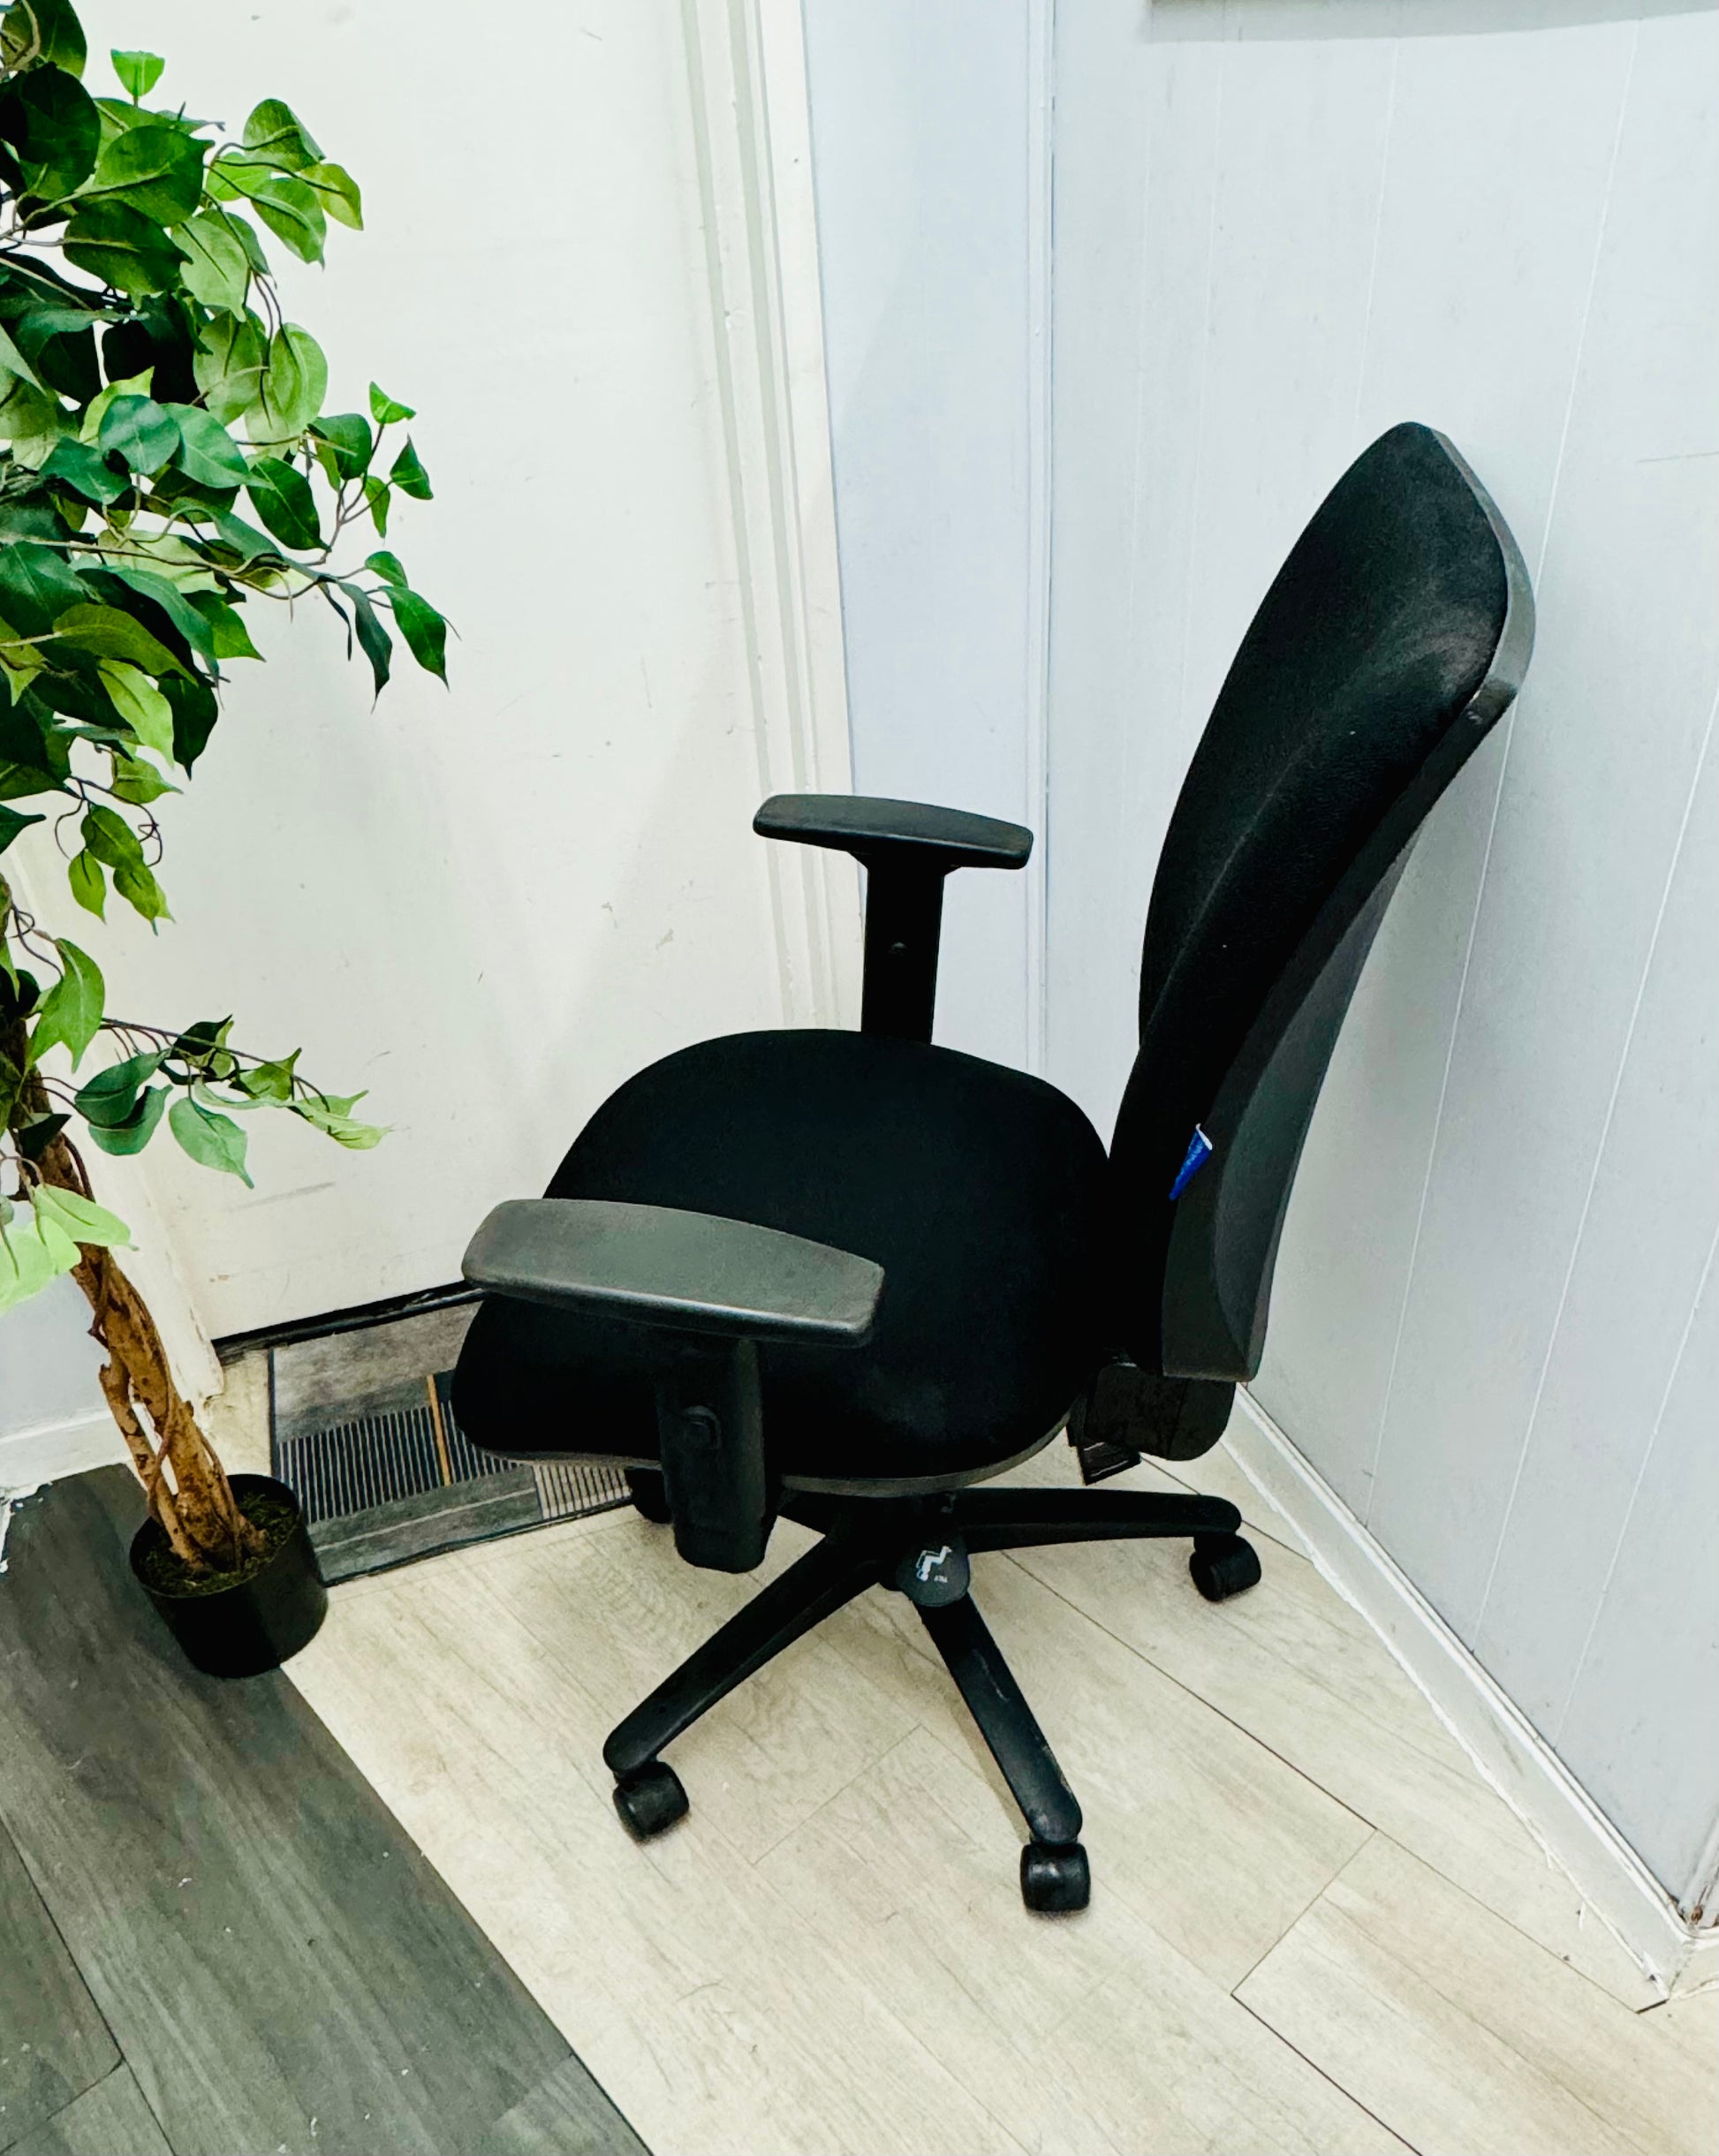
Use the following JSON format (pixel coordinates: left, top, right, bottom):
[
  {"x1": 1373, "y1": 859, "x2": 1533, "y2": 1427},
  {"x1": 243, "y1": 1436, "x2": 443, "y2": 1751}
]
[{"x1": 129, "y1": 1472, "x2": 328, "y2": 1679}]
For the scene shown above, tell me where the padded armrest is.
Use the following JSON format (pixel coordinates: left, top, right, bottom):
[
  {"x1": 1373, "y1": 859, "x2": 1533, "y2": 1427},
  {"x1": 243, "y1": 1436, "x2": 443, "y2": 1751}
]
[
  {"x1": 462, "y1": 1198, "x2": 883, "y2": 1347},
  {"x1": 754, "y1": 793, "x2": 1033, "y2": 874}
]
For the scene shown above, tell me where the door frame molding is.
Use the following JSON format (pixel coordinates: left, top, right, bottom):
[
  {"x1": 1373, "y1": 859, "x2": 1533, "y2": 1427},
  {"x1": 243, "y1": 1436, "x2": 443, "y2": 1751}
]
[{"x1": 680, "y1": 0, "x2": 863, "y2": 1032}]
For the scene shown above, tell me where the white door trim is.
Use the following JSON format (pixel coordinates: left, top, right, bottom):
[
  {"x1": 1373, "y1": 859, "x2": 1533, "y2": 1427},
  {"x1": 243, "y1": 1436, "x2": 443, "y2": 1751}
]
[
  {"x1": 1024, "y1": 0, "x2": 1055, "y2": 1075},
  {"x1": 680, "y1": 0, "x2": 862, "y2": 1032},
  {"x1": 1230, "y1": 1385, "x2": 1719, "y2": 1998}
]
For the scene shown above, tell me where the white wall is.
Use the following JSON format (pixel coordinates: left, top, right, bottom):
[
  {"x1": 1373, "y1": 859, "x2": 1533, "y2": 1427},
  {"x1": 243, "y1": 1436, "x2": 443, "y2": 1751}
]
[
  {"x1": 800, "y1": 0, "x2": 1050, "y2": 1069},
  {"x1": 1049, "y1": 0, "x2": 1719, "y2": 1908},
  {"x1": 16, "y1": 0, "x2": 848, "y2": 1345}
]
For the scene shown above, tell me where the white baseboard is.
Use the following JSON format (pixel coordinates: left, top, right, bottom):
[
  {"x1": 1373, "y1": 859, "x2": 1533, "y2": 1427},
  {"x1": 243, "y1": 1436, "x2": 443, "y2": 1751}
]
[
  {"x1": 1230, "y1": 1388, "x2": 1716, "y2": 1999},
  {"x1": 0, "y1": 1411, "x2": 127, "y2": 1492}
]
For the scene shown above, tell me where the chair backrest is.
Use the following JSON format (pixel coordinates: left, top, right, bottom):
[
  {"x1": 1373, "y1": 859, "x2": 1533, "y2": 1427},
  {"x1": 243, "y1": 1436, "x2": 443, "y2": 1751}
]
[{"x1": 1109, "y1": 422, "x2": 1533, "y2": 1381}]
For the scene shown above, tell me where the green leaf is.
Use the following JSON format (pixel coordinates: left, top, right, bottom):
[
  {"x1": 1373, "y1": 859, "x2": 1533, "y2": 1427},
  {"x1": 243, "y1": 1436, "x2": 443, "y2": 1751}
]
[
  {"x1": 73, "y1": 1047, "x2": 163, "y2": 1126},
  {"x1": 363, "y1": 549, "x2": 407, "y2": 589},
  {"x1": 309, "y1": 411, "x2": 371, "y2": 480},
  {"x1": 112, "y1": 855, "x2": 168, "y2": 921},
  {"x1": 293, "y1": 1093, "x2": 386, "y2": 1148},
  {"x1": 192, "y1": 309, "x2": 266, "y2": 424},
  {"x1": 98, "y1": 392, "x2": 179, "y2": 474},
  {"x1": 93, "y1": 566, "x2": 218, "y2": 662},
  {"x1": 66, "y1": 844, "x2": 104, "y2": 912},
  {"x1": 79, "y1": 367, "x2": 153, "y2": 443},
  {"x1": 14, "y1": 1108, "x2": 67, "y2": 1161},
  {"x1": 172, "y1": 404, "x2": 249, "y2": 491},
  {"x1": 79, "y1": 120, "x2": 207, "y2": 224},
  {"x1": 244, "y1": 456, "x2": 321, "y2": 549},
  {"x1": 221, "y1": 208, "x2": 270, "y2": 275},
  {"x1": 110, "y1": 48, "x2": 164, "y2": 100},
  {"x1": 29, "y1": 936, "x2": 103, "y2": 1067},
  {"x1": 34, "y1": 1183, "x2": 131, "y2": 1249},
  {"x1": 390, "y1": 588, "x2": 448, "y2": 683},
  {"x1": 212, "y1": 160, "x2": 325, "y2": 263},
  {"x1": 0, "y1": 1205, "x2": 79, "y2": 1313},
  {"x1": 0, "y1": 324, "x2": 42, "y2": 397},
  {"x1": 51, "y1": 602, "x2": 185, "y2": 676},
  {"x1": 0, "y1": 373, "x2": 70, "y2": 465},
  {"x1": 387, "y1": 437, "x2": 432, "y2": 501},
  {"x1": 337, "y1": 580, "x2": 390, "y2": 699},
  {"x1": 38, "y1": 434, "x2": 126, "y2": 503},
  {"x1": 0, "y1": 540, "x2": 86, "y2": 635},
  {"x1": 96, "y1": 659, "x2": 174, "y2": 755},
  {"x1": 239, "y1": 1050, "x2": 298, "y2": 1102},
  {"x1": 248, "y1": 322, "x2": 326, "y2": 447},
  {"x1": 300, "y1": 159, "x2": 361, "y2": 230},
  {"x1": 169, "y1": 1093, "x2": 252, "y2": 1185},
  {"x1": 0, "y1": 801, "x2": 43, "y2": 851},
  {"x1": 368, "y1": 382, "x2": 414, "y2": 426},
  {"x1": 187, "y1": 592, "x2": 261, "y2": 661},
  {"x1": 172, "y1": 209, "x2": 250, "y2": 310},
  {"x1": 163, "y1": 671, "x2": 218, "y2": 770},
  {"x1": 63, "y1": 200, "x2": 186, "y2": 296},
  {"x1": 208, "y1": 508, "x2": 282, "y2": 567},
  {"x1": 240, "y1": 97, "x2": 322, "y2": 170},
  {"x1": 80, "y1": 801, "x2": 143, "y2": 869},
  {"x1": 0, "y1": 0, "x2": 86, "y2": 78},
  {"x1": 0, "y1": 61, "x2": 100, "y2": 198},
  {"x1": 109, "y1": 750, "x2": 178, "y2": 805},
  {"x1": 361, "y1": 475, "x2": 389, "y2": 535},
  {"x1": 0, "y1": 611, "x2": 46, "y2": 698},
  {"x1": 82, "y1": 1079, "x2": 166, "y2": 1155}
]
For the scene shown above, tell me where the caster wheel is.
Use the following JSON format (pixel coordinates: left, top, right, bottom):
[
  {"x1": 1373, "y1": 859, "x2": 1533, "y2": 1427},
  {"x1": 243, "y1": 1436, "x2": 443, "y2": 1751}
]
[
  {"x1": 613, "y1": 1761, "x2": 688, "y2": 1841},
  {"x1": 1020, "y1": 1839, "x2": 1091, "y2": 1915},
  {"x1": 625, "y1": 1469, "x2": 672, "y2": 1524},
  {"x1": 1190, "y1": 1532, "x2": 1262, "y2": 1603}
]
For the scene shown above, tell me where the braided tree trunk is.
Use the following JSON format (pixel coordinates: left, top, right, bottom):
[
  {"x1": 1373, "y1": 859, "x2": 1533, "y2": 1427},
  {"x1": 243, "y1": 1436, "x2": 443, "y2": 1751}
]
[{"x1": 2, "y1": 964, "x2": 259, "y2": 1573}]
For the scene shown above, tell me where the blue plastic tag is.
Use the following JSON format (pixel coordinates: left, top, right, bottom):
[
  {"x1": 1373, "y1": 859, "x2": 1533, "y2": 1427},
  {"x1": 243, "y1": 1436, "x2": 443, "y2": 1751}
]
[{"x1": 1168, "y1": 1125, "x2": 1214, "y2": 1200}]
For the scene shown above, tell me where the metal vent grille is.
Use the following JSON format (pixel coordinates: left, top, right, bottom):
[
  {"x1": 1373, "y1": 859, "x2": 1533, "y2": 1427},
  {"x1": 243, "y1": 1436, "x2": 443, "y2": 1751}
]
[{"x1": 270, "y1": 1327, "x2": 630, "y2": 1581}]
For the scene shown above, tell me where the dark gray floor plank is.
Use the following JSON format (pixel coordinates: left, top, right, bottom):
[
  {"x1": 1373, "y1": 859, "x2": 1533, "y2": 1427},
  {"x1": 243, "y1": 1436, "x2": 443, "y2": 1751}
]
[
  {"x1": 0, "y1": 1471, "x2": 594, "y2": 2156},
  {"x1": 0, "y1": 1820, "x2": 117, "y2": 2154},
  {"x1": 5, "y1": 2066, "x2": 171, "y2": 2156},
  {"x1": 471, "y1": 2055, "x2": 650, "y2": 2156}
]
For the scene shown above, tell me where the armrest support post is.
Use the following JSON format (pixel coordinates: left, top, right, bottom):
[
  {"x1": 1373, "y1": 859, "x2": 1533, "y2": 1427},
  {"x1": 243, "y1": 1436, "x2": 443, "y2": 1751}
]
[
  {"x1": 655, "y1": 1335, "x2": 772, "y2": 1573},
  {"x1": 753, "y1": 793, "x2": 1033, "y2": 1047},
  {"x1": 860, "y1": 861, "x2": 946, "y2": 1042}
]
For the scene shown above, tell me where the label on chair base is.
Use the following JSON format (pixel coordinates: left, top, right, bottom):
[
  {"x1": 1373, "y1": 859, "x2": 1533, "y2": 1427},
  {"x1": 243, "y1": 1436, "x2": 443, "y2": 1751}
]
[{"x1": 893, "y1": 1535, "x2": 971, "y2": 1607}]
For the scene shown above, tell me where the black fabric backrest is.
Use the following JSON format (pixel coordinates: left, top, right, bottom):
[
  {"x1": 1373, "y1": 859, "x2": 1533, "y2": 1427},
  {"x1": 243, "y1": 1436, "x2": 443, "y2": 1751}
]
[{"x1": 1109, "y1": 422, "x2": 1532, "y2": 1377}]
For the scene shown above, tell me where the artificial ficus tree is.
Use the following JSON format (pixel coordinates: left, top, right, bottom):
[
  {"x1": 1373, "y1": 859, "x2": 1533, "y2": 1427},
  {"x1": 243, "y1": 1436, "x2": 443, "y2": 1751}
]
[{"x1": 0, "y1": 0, "x2": 447, "y2": 1572}]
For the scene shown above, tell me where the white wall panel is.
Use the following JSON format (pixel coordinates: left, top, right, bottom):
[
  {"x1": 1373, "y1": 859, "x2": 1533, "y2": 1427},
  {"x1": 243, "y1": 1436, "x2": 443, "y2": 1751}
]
[
  {"x1": 39, "y1": 0, "x2": 818, "y2": 1337},
  {"x1": 1556, "y1": 1232, "x2": 1719, "y2": 1907},
  {"x1": 1261, "y1": 11, "x2": 1638, "y2": 1507},
  {"x1": 1367, "y1": 9, "x2": 1719, "y2": 1641},
  {"x1": 1049, "y1": 0, "x2": 1719, "y2": 1898},
  {"x1": 800, "y1": 0, "x2": 1048, "y2": 1069},
  {"x1": 1475, "y1": 718, "x2": 1718, "y2": 1777},
  {"x1": 1045, "y1": 16, "x2": 1225, "y2": 1128}
]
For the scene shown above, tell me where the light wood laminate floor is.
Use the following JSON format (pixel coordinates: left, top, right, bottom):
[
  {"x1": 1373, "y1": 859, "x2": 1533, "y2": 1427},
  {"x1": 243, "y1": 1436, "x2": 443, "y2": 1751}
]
[{"x1": 260, "y1": 1365, "x2": 1715, "y2": 2156}]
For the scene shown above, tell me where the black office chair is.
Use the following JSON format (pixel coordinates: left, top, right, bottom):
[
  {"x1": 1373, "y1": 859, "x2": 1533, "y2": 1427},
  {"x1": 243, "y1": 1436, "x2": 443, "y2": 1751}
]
[{"x1": 454, "y1": 422, "x2": 1533, "y2": 1913}]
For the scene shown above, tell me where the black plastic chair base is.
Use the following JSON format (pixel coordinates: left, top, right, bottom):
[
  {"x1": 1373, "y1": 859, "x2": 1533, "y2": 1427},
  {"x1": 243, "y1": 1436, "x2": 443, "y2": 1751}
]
[{"x1": 601, "y1": 1480, "x2": 1247, "y2": 1908}]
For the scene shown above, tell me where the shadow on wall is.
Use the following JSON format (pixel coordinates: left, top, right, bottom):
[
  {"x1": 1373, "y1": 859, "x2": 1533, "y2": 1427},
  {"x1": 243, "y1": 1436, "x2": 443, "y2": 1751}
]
[{"x1": 1148, "y1": 0, "x2": 1706, "y2": 40}]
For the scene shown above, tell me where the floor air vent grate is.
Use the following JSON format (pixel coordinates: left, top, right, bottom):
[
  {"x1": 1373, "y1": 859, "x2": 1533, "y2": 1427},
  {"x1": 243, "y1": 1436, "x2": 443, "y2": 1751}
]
[{"x1": 269, "y1": 1304, "x2": 630, "y2": 1584}]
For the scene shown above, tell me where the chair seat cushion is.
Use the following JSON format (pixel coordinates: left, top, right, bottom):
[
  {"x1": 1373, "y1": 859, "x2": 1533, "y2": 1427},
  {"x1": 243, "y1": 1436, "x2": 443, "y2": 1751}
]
[{"x1": 452, "y1": 1029, "x2": 1112, "y2": 1483}]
